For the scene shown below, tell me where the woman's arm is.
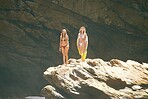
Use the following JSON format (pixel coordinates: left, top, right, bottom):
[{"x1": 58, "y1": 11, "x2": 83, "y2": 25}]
[
  {"x1": 77, "y1": 34, "x2": 79, "y2": 47},
  {"x1": 84, "y1": 33, "x2": 86, "y2": 41},
  {"x1": 85, "y1": 33, "x2": 88, "y2": 49}
]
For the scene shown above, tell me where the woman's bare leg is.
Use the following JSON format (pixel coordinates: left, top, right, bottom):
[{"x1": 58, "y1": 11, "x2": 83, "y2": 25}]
[
  {"x1": 65, "y1": 46, "x2": 69, "y2": 64},
  {"x1": 78, "y1": 47, "x2": 81, "y2": 55},
  {"x1": 79, "y1": 45, "x2": 84, "y2": 61},
  {"x1": 61, "y1": 47, "x2": 66, "y2": 64},
  {"x1": 78, "y1": 44, "x2": 86, "y2": 61},
  {"x1": 81, "y1": 45, "x2": 85, "y2": 61},
  {"x1": 82, "y1": 42, "x2": 88, "y2": 61},
  {"x1": 79, "y1": 47, "x2": 82, "y2": 56}
]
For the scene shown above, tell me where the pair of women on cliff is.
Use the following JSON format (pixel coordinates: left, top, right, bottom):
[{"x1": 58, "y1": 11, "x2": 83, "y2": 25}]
[{"x1": 59, "y1": 26, "x2": 88, "y2": 64}]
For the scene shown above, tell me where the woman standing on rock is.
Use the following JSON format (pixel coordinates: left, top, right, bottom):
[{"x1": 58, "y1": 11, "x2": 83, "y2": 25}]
[
  {"x1": 77, "y1": 26, "x2": 88, "y2": 61},
  {"x1": 59, "y1": 29, "x2": 69, "y2": 64}
]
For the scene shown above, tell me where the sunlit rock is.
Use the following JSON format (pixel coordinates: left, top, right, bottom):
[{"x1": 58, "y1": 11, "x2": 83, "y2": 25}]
[{"x1": 42, "y1": 58, "x2": 148, "y2": 99}]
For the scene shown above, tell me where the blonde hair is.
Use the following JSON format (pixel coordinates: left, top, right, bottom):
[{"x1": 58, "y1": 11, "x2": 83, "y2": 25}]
[
  {"x1": 62, "y1": 29, "x2": 67, "y2": 33},
  {"x1": 79, "y1": 26, "x2": 86, "y2": 33}
]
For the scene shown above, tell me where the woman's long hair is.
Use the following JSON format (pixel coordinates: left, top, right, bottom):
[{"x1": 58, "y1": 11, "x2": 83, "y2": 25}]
[
  {"x1": 79, "y1": 26, "x2": 86, "y2": 34},
  {"x1": 61, "y1": 29, "x2": 67, "y2": 39}
]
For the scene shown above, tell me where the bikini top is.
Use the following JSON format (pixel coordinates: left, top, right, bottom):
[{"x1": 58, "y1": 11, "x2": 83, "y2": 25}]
[
  {"x1": 61, "y1": 34, "x2": 68, "y2": 41},
  {"x1": 79, "y1": 33, "x2": 85, "y2": 38},
  {"x1": 78, "y1": 33, "x2": 88, "y2": 42},
  {"x1": 60, "y1": 34, "x2": 69, "y2": 45},
  {"x1": 61, "y1": 38, "x2": 66, "y2": 41}
]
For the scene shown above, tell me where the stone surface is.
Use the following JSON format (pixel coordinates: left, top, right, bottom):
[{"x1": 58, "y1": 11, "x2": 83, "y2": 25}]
[
  {"x1": 42, "y1": 58, "x2": 148, "y2": 99},
  {"x1": 132, "y1": 85, "x2": 142, "y2": 91},
  {"x1": 0, "y1": 0, "x2": 148, "y2": 97},
  {"x1": 25, "y1": 96, "x2": 45, "y2": 99}
]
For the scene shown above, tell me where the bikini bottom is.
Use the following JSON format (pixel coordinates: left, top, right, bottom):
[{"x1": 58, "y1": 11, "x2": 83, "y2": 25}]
[{"x1": 61, "y1": 45, "x2": 67, "y2": 49}]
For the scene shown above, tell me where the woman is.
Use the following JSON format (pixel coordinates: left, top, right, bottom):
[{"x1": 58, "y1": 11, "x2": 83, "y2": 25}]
[
  {"x1": 59, "y1": 29, "x2": 69, "y2": 64},
  {"x1": 77, "y1": 26, "x2": 88, "y2": 61}
]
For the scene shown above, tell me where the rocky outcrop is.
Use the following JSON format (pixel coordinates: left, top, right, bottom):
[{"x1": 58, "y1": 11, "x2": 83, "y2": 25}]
[{"x1": 41, "y1": 59, "x2": 148, "y2": 99}]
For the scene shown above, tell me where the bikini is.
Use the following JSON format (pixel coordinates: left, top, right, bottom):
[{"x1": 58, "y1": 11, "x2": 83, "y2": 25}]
[
  {"x1": 78, "y1": 33, "x2": 88, "y2": 46},
  {"x1": 61, "y1": 35, "x2": 69, "y2": 49}
]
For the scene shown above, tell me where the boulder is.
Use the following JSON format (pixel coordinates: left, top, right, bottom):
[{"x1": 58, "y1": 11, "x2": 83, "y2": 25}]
[{"x1": 41, "y1": 58, "x2": 148, "y2": 99}]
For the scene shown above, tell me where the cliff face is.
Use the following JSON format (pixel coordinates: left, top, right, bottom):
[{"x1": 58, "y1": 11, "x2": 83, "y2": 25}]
[
  {"x1": 0, "y1": 0, "x2": 148, "y2": 97},
  {"x1": 42, "y1": 59, "x2": 148, "y2": 99}
]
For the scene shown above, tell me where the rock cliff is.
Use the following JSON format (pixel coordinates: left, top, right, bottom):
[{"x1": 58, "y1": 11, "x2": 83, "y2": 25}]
[
  {"x1": 42, "y1": 59, "x2": 148, "y2": 99},
  {"x1": 0, "y1": 0, "x2": 148, "y2": 97}
]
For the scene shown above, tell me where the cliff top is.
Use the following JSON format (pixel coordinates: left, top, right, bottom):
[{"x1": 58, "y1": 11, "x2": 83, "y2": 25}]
[{"x1": 41, "y1": 58, "x2": 148, "y2": 99}]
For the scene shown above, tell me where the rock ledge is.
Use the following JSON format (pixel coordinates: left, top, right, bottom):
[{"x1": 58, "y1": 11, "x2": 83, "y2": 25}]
[{"x1": 41, "y1": 58, "x2": 148, "y2": 99}]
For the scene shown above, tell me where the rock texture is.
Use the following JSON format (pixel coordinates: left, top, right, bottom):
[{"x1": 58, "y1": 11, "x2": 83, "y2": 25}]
[
  {"x1": 42, "y1": 59, "x2": 148, "y2": 99},
  {"x1": 0, "y1": 0, "x2": 148, "y2": 97}
]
